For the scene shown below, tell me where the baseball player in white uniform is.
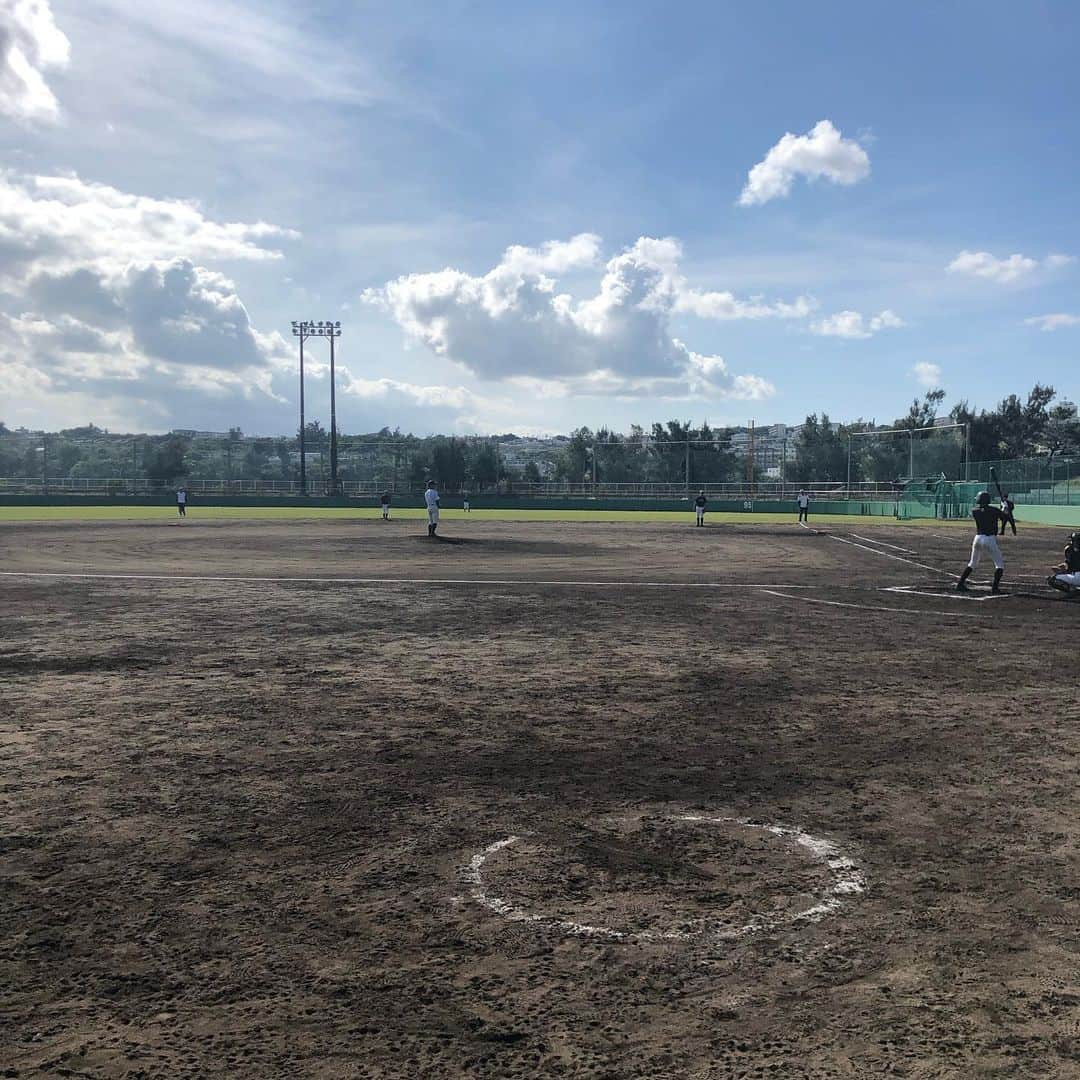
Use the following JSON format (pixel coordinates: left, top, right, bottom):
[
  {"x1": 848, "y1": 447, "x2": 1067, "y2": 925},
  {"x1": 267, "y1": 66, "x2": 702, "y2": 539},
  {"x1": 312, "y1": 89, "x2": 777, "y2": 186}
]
[{"x1": 424, "y1": 480, "x2": 440, "y2": 537}]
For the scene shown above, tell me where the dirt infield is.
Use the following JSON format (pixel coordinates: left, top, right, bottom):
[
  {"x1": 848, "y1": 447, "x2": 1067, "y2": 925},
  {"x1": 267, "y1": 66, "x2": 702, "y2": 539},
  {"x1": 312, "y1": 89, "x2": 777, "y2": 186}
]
[{"x1": 2, "y1": 516, "x2": 1079, "y2": 1079}]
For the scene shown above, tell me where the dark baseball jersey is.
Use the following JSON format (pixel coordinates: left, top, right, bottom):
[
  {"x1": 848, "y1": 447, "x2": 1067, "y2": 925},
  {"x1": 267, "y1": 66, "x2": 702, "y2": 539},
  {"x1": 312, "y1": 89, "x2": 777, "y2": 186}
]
[
  {"x1": 1065, "y1": 544, "x2": 1080, "y2": 573},
  {"x1": 972, "y1": 506, "x2": 1004, "y2": 536}
]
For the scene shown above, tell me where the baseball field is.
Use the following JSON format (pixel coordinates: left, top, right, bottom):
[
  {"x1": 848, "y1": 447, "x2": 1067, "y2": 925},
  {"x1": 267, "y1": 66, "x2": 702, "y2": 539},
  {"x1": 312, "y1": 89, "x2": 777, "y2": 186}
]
[{"x1": 2, "y1": 510, "x2": 1078, "y2": 1079}]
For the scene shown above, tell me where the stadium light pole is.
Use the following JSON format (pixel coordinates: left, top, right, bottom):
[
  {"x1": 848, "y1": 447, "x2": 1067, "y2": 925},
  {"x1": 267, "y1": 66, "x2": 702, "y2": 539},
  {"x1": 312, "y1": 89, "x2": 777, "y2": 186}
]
[
  {"x1": 292, "y1": 320, "x2": 343, "y2": 495},
  {"x1": 290, "y1": 321, "x2": 309, "y2": 496}
]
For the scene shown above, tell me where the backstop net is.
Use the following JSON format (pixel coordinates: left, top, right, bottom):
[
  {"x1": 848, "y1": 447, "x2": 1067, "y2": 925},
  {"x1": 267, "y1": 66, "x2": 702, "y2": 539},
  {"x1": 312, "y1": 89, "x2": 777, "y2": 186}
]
[
  {"x1": 896, "y1": 478, "x2": 984, "y2": 520},
  {"x1": 849, "y1": 423, "x2": 967, "y2": 487}
]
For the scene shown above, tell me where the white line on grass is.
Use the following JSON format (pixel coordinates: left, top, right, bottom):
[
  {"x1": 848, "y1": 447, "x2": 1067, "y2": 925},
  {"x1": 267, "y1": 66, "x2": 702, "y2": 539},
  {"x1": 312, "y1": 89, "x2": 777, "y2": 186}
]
[
  {"x1": 0, "y1": 570, "x2": 814, "y2": 590},
  {"x1": 763, "y1": 589, "x2": 981, "y2": 618}
]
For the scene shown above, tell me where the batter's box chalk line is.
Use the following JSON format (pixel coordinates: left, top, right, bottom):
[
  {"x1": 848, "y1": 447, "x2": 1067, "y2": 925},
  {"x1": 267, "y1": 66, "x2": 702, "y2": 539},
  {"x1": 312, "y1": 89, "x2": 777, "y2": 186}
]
[
  {"x1": 883, "y1": 584, "x2": 1010, "y2": 602},
  {"x1": 463, "y1": 816, "x2": 866, "y2": 944}
]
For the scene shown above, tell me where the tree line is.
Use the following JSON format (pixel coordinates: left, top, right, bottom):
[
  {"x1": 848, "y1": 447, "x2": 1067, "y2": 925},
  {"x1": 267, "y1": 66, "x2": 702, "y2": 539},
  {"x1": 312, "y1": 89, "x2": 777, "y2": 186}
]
[
  {"x1": 790, "y1": 384, "x2": 1078, "y2": 484},
  {"x1": 1, "y1": 382, "x2": 1075, "y2": 489}
]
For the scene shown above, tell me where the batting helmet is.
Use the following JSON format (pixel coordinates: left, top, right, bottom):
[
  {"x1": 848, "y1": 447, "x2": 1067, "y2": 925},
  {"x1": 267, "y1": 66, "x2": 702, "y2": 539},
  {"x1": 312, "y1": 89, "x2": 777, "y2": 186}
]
[{"x1": 976, "y1": 491, "x2": 992, "y2": 507}]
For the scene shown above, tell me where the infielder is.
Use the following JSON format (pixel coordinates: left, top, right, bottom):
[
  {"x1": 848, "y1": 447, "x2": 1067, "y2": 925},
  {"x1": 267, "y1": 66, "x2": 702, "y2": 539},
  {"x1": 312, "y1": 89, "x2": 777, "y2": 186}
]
[
  {"x1": 956, "y1": 491, "x2": 1008, "y2": 593},
  {"x1": 424, "y1": 480, "x2": 440, "y2": 537},
  {"x1": 694, "y1": 490, "x2": 707, "y2": 526},
  {"x1": 796, "y1": 490, "x2": 810, "y2": 523},
  {"x1": 1047, "y1": 532, "x2": 1080, "y2": 595}
]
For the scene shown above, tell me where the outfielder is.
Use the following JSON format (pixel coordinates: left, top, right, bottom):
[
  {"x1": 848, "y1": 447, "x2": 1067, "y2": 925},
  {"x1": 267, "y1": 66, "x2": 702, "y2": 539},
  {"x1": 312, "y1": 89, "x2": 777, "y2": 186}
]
[
  {"x1": 1047, "y1": 532, "x2": 1080, "y2": 595},
  {"x1": 424, "y1": 480, "x2": 440, "y2": 537},
  {"x1": 176, "y1": 486, "x2": 187, "y2": 517},
  {"x1": 956, "y1": 491, "x2": 1008, "y2": 593},
  {"x1": 797, "y1": 490, "x2": 810, "y2": 523},
  {"x1": 694, "y1": 490, "x2": 707, "y2": 526}
]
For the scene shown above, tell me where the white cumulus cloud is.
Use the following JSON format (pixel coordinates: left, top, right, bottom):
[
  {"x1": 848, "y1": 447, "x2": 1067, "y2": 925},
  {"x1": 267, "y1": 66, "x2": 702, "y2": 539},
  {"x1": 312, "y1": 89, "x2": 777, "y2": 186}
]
[
  {"x1": 0, "y1": 169, "x2": 297, "y2": 426},
  {"x1": 912, "y1": 361, "x2": 942, "y2": 387},
  {"x1": 738, "y1": 120, "x2": 870, "y2": 207},
  {"x1": 946, "y1": 250, "x2": 1073, "y2": 283},
  {"x1": 810, "y1": 309, "x2": 903, "y2": 339},
  {"x1": 1024, "y1": 313, "x2": 1080, "y2": 331},
  {"x1": 0, "y1": 0, "x2": 70, "y2": 124},
  {"x1": 0, "y1": 170, "x2": 296, "y2": 283},
  {"x1": 363, "y1": 235, "x2": 805, "y2": 401}
]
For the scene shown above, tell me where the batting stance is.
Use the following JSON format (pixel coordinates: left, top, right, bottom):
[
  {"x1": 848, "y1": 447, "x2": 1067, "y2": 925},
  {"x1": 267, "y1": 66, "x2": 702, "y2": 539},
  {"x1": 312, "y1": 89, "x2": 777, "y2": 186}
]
[
  {"x1": 694, "y1": 490, "x2": 707, "y2": 526},
  {"x1": 1048, "y1": 532, "x2": 1080, "y2": 595},
  {"x1": 956, "y1": 491, "x2": 1008, "y2": 593}
]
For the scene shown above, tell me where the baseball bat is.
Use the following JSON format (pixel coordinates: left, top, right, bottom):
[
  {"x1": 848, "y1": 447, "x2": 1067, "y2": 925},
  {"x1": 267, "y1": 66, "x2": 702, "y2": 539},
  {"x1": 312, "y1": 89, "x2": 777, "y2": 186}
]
[{"x1": 989, "y1": 466, "x2": 1005, "y2": 502}]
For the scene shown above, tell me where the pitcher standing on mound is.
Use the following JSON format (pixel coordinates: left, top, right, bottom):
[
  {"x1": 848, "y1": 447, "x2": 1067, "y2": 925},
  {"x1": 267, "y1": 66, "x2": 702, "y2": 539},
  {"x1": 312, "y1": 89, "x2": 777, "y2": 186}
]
[
  {"x1": 957, "y1": 491, "x2": 1008, "y2": 593},
  {"x1": 424, "y1": 480, "x2": 440, "y2": 537}
]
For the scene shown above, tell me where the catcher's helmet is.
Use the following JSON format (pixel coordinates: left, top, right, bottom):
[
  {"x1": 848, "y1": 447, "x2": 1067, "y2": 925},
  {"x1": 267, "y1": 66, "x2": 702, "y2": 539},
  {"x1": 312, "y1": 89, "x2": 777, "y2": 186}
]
[
  {"x1": 976, "y1": 491, "x2": 992, "y2": 507},
  {"x1": 1070, "y1": 532, "x2": 1080, "y2": 545}
]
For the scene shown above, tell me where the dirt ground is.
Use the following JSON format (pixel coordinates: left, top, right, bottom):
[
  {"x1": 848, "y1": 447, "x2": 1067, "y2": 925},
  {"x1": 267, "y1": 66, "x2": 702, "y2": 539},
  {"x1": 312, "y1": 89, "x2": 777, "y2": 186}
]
[{"x1": 2, "y1": 515, "x2": 1079, "y2": 1079}]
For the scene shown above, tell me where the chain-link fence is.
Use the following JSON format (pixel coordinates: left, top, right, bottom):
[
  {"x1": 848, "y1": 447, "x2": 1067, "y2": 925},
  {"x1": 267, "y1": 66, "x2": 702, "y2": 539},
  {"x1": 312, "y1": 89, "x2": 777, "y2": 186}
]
[{"x1": 965, "y1": 456, "x2": 1080, "y2": 504}]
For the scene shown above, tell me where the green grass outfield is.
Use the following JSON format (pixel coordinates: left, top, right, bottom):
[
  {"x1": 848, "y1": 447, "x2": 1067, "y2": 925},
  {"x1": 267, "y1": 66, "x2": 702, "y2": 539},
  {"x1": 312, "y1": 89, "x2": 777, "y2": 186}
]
[{"x1": 0, "y1": 504, "x2": 969, "y2": 526}]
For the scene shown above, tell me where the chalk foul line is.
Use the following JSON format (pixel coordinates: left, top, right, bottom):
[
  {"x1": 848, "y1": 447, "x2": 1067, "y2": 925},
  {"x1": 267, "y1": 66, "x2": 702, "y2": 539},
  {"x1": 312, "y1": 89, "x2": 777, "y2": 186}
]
[
  {"x1": 827, "y1": 534, "x2": 953, "y2": 578},
  {"x1": 850, "y1": 533, "x2": 916, "y2": 554},
  {"x1": 763, "y1": 589, "x2": 981, "y2": 618},
  {"x1": 0, "y1": 570, "x2": 815, "y2": 590},
  {"x1": 883, "y1": 585, "x2": 1009, "y2": 602}
]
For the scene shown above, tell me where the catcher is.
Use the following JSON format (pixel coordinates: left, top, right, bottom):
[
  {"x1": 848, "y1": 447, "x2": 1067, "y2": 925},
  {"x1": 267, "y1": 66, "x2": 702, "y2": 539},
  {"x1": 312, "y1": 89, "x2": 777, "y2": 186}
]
[{"x1": 1047, "y1": 532, "x2": 1080, "y2": 596}]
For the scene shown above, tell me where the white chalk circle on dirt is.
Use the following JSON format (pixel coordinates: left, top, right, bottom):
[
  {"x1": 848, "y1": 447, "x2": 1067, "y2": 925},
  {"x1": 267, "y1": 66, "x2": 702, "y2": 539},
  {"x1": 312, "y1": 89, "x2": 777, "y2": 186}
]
[{"x1": 464, "y1": 815, "x2": 866, "y2": 943}]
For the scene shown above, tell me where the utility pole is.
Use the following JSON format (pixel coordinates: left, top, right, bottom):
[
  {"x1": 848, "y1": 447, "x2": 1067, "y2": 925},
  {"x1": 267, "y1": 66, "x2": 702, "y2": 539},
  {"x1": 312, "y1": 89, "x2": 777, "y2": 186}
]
[{"x1": 747, "y1": 420, "x2": 755, "y2": 496}]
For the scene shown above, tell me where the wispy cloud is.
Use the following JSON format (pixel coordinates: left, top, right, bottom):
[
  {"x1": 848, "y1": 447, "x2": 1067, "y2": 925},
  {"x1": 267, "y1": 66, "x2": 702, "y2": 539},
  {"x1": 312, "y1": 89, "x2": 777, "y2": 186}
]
[
  {"x1": 1024, "y1": 313, "x2": 1080, "y2": 331},
  {"x1": 810, "y1": 309, "x2": 903, "y2": 340},
  {"x1": 946, "y1": 250, "x2": 1073, "y2": 283},
  {"x1": 75, "y1": 0, "x2": 396, "y2": 107},
  {"x1": 0, "y1": 0, "x2": 70, "y2": 123}
]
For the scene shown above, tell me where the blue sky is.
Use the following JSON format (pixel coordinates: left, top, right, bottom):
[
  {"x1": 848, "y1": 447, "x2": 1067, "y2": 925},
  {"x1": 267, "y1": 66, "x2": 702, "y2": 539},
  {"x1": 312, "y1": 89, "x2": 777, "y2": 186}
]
[{"x1": 0, "y1": 0, "x2": 1077, "y2": 435}]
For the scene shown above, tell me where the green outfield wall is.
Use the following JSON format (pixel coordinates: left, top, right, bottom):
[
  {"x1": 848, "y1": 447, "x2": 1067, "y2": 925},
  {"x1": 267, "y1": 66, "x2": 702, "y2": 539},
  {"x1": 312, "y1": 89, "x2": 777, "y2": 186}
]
[
  {"x1": 0, "y1": 492, "x2": 897, "y2": 515},
  {"x1": 2, "y1": 492, "x2": 1077, "y2": 526}
]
